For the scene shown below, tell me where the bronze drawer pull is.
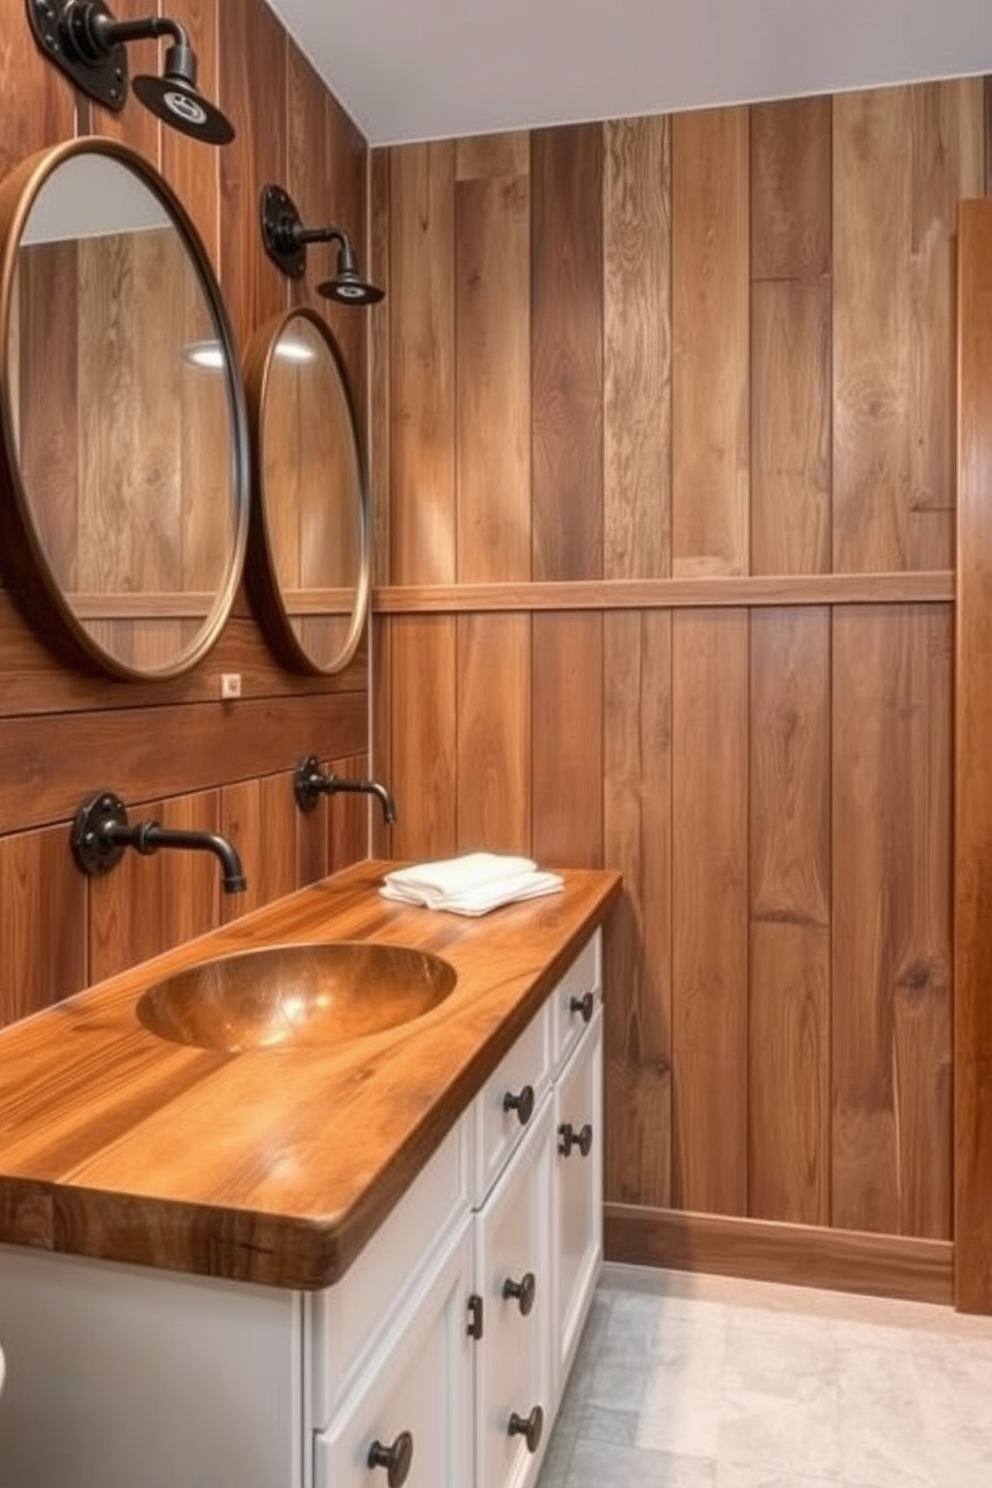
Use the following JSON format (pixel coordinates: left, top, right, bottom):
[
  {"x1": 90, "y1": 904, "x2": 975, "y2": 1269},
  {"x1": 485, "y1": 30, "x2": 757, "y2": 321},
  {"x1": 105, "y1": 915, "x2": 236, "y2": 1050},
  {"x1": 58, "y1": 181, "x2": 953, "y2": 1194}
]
[
  {"x1": 558, "y1": 1121, "x2": 593, "y2": 1158},
  {"x1": 508, "y1": 1404, "x2": 544, "y2": 1454},
  {"x1": 502, "y1": 1083, "x2": 534, "y2": 1125},
  {"x1": 367, "y1": 1430, "x2": 413, "y2": 1487},
  {"x1": 569, "y1": 990, "x2": 594, "y2": 1024},
  {"x1": 502, "y1": 1270, "x2": 536, "y2": 1316}
]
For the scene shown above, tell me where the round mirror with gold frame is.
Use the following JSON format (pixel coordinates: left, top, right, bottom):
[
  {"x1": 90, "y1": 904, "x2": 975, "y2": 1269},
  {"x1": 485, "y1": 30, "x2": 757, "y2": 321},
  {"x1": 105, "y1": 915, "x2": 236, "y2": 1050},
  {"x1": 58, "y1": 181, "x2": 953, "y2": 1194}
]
[
  {"x1": 0, "y1": 137, "x2": 249, "y2": 680},
  {"x1": 244, "y1": 307, "x2": 370, "y2": 676}
]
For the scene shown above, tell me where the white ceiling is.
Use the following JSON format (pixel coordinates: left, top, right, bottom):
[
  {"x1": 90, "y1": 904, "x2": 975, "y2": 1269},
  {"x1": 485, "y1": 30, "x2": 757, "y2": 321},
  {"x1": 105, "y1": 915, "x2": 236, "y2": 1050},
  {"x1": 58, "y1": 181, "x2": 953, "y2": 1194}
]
[{"x1": 266, "y1": 0, "x2": 992, "y2": 146}]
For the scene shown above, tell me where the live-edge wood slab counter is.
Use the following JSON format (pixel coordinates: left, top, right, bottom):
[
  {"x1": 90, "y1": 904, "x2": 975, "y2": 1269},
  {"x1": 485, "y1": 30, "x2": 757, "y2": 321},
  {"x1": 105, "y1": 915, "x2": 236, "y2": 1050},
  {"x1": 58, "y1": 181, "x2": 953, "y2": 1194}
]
[{"x1": 0, "y1": 860, "x2": 620, "y2": 1290}]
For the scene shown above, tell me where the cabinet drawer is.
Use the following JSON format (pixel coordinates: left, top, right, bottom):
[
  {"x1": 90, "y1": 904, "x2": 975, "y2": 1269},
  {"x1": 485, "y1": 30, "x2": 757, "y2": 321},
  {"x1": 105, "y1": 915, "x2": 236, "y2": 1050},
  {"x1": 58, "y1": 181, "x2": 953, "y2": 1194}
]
[
  {"x1": 309, "y1": 1110, "x2": 472, "y2": 1426},
  {"x1": 314, "y1": 1220, "x2": 474, "y2": 1488},
  {"x1": 550, "y1": 931, "x2": 601, "y2": 1077},
  {"x1": 473, "y1": 1002, "x2": 550, "y2": 1205}
]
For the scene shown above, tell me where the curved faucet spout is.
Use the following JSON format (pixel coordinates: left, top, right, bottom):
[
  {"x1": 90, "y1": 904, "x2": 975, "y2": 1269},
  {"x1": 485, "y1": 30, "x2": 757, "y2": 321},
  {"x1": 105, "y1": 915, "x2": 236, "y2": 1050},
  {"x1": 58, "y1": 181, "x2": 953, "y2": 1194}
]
[
  {"x1": 293, "y1": 755, "x2": 397, "y2": 825},
  {"x1": 71, "y1": 792, "x2": 247, "y2": 893}
]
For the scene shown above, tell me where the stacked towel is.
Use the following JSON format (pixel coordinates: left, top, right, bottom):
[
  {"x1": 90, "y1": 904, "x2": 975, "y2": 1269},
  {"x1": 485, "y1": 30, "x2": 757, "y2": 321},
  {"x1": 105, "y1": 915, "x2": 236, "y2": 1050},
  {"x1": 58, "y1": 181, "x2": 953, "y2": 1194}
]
[{"x1": 381, "y1": 852, "x2": 564, "y2": 917}]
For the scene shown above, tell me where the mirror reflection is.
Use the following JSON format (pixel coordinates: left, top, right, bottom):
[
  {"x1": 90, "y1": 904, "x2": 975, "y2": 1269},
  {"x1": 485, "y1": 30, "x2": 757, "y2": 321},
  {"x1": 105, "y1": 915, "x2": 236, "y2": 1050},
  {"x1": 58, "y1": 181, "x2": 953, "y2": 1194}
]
[
  {"x1": 0, "y1": 142, "x2": 248, "y2": 679},
  {"x1": 246, "y1": 308, "x2": 369, "y2": 675}
]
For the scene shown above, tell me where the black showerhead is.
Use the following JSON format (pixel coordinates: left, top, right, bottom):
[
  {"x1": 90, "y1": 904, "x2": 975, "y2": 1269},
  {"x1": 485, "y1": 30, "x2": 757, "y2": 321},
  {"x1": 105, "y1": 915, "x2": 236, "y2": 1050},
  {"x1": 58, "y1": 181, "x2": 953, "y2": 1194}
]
[
  {"x1": 25, "y1": 3, "x2": 235, "y2": 146},
  {"x1": 316, "y1": 234, "x2": 385, "y2": 305},
  {"x1": 133, "y1": 40, "x2": 234, "y2": 144},
  {"x1": 260, "y1": 184, "x2": 384, "y2": 306}
]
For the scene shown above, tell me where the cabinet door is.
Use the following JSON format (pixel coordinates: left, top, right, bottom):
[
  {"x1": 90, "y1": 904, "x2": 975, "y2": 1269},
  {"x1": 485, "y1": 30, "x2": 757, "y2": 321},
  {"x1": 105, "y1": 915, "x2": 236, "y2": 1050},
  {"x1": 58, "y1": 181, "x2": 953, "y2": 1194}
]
[
  {"x1": 314, "y1": 1220, "x2": 474, "y2": 1488},
  {"x1": 475, "y1": 1097, "x2": 553, "y2": 1488},
  {"x1": 553, "y1": 1007, "x2": 603, "y2": 1406}
]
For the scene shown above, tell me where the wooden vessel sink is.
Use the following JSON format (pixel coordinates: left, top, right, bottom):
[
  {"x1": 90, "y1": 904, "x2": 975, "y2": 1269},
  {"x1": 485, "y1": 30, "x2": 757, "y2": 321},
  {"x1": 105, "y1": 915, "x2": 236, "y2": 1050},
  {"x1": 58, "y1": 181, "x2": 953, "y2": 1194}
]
[{"x1": 135, "y1": 940, "x2": 458, "y2": 1052}]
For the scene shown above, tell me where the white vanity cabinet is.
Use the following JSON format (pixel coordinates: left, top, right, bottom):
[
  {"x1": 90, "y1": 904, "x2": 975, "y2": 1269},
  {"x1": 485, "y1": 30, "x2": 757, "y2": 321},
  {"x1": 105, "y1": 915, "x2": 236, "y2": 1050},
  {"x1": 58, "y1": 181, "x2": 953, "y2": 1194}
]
[{"x1": 0, "y1": 930, "x2": 603, "y2": 1488}]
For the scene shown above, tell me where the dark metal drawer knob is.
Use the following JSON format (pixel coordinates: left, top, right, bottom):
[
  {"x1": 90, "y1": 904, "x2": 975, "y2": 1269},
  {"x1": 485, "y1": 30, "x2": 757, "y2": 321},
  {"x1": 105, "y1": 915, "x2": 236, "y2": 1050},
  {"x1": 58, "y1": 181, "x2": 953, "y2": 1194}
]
[
  {"x1": 367, "y1": 1430, "x2": 413, "y2": 1487},
  {"x1": 558, "y1": 1121, "x2": 593, "y2": 1158},
  {"x1": 508, "y1": 1404, "x2": 544, "y2": 1454},
  {"x1": 502, "y1": 1269, "x2": 536, "y2": 1316},
  {"x1": 502, "y1": 1082, "x2": 534, "y2": 1125},
  {"x1": 569, "y1": 990, "x2": 594, "y2": 1023}
]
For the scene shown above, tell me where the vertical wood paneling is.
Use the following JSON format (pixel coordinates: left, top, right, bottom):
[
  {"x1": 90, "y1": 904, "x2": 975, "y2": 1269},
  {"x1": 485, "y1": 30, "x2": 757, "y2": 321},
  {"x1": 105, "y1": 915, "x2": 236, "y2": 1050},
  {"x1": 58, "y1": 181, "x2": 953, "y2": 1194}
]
[
  {"x1": 671, "y1": 610, "x2": 749, "y2": 1213},
  {"x1": 603, "y1": 116, "x2": 671, "y2": 580},
  {"x1": 0, "y1": 826, "x2": 87, "y2": 1021},
  {"x1": 388, "y1": 617, "x2": 457, "y2": 860},
  {"x1": 750, "y1": 98, "x2": 832, "y2": 576},
  {"x1": 219, "y1": 0, "x2": 288, "y2": 349},
  {"x1": 954, "y1": 199, "x2": 992, "y2": 1310},
  {"x1": 749, "y1": 610, "x2": 830, "y2": 1224},
  {"x1": 388, "y1": 142, "x2": 457, "y2": 584},
  {"x1": 0, "y1": 2, "x2": 75, "y2": 178},
  {"x1": 370, "y1": 151, "x2": 392, "y2": 586},
  {"x1": 88, "y1": 0, "x2": 160, "y2": 164},
  {"x1": 531, "y1": 125, "x2": 603, "y2": 581},
  {"x1": 328, "y1": 752, "x2": 371, "y2": 870},
  {"x1": 455, "y1": 134, "x2": 531, "y2": 583},
  {"x1": 531, "y1": 613, "x2": 603, "y2": 867},
  {"x1": 160, "y1": 0, "x2": 219, "y2": 266},
  {"x1": 832, "y1": 606, "x2": 953, "y2": 1237},
  {"x1": 370, "y1": 615, "x2": 393, "y2": 861},
  {"x1": 833, "y1": 82, "x2": 984, "y2": 572},
  {"x1": 671, "y1": 109, "x2": 749, "y2": 577},
  {"x1": 603, "y1": 611, "x2": 673, "y2": 1206},
  {"x1": 220, "y1": 772, "x2": 297, "y2": 920},
  {"x1": 456, "y1": 615, "x2": 530, "y2": 853}
]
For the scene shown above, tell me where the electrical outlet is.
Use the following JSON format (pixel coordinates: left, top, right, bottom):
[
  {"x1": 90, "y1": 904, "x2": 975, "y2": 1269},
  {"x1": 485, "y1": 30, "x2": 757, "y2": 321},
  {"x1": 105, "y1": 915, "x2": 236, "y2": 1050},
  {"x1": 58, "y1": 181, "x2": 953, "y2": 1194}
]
[{"x1": 220, "y1": 673, "x2": 242, "y2": 700}]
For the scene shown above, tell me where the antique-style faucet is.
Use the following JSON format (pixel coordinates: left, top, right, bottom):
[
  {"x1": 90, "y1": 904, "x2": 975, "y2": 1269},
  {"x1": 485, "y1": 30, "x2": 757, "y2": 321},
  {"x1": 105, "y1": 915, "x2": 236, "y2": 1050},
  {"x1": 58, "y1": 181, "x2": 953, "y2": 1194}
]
[
  {"x1": 72, "y1": 792, "x2": 247, "y2": 893},
  {"x1": 293, "y1": 755, "x2": 397, "y2": 825}
]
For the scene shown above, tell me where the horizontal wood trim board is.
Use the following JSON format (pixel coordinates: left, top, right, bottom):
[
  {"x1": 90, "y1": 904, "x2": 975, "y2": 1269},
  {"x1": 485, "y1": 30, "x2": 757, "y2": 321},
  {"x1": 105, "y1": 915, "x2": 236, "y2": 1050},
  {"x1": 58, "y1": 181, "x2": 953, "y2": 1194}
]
[
  {"x1": 604, "y1": 1203, "x2": 954, "y2": 1306},
  {"x1": 373, "y1": 572, "x2": 954, "y2": 614},
  {"x1": 0, "y1": 692, "x2": 369, "y2": 835}
]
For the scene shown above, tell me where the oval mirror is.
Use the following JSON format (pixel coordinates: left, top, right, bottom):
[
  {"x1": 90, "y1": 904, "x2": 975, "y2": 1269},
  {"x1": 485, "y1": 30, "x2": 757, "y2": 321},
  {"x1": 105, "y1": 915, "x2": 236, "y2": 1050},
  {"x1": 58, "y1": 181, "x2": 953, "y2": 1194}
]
[
  {"x1": 244, "y1": 307, "x2": 370, "y2": 675},
  {"x1": 0, "y1": 138, "x2": 249, "y2": 680}
]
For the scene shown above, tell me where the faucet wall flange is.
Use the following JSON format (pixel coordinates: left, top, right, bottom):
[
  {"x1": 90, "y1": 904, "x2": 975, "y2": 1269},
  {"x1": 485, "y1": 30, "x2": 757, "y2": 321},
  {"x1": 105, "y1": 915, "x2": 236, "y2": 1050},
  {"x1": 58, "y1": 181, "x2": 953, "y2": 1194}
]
[
  {"x1": 72, "y1": 791, "x2": 130, "y2": 876},
  {"x1": 294, "y1": 754, "x2": 325, "y2": 814}
]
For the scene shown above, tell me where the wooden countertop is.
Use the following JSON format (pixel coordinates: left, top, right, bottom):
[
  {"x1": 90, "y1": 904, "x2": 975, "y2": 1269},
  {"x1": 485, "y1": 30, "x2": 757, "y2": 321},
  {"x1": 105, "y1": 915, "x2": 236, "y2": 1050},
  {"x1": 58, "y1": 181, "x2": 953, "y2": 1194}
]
[{"x1": 0, "y1": 861, "x2": 620, "y2": 1290}]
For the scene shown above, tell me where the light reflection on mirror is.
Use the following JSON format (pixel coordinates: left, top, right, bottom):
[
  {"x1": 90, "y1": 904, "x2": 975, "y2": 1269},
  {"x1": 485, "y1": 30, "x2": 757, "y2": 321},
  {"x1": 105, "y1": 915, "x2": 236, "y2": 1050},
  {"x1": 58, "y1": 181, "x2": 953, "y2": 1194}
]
[
  {"x1": 245, "y1": 307, "x2": 369, "y2": 675},
  {"x1": 0, "y1": 141, "x2": 248, "y2": 679}
]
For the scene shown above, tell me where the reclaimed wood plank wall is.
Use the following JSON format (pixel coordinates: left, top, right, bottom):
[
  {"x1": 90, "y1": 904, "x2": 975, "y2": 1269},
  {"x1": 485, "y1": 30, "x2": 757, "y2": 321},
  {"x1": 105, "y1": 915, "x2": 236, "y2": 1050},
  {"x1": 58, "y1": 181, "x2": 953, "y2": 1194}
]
[
  {"x1": 0, "y1": 0, "x2": 372, "y2": 1026},
  {"x1": 371, "y1": 80, "x2": 990, "y2": 1302}
]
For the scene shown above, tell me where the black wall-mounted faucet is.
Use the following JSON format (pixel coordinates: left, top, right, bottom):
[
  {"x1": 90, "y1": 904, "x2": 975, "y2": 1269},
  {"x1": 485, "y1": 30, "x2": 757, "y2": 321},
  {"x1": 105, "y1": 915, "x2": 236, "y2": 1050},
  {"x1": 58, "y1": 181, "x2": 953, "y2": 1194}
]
[
  {"x1": 72, "y1": 792, "x2": 247, "y2": 893},
  {"x1": 293, "y1": 755, "x2": 397, "y2": 825}
]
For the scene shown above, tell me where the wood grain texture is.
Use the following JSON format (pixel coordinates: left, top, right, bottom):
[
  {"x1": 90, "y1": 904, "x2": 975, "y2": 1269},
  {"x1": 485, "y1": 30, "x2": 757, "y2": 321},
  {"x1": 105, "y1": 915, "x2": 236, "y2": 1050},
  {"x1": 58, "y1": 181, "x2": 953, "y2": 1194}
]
[
  {"x1": 455, "y1": 135, "x2": 531, "y2": 583},
  {"x1": 605, "y1": 1205, "x2": 954, "y2": 1306},
  {"x1": 751, "y1": 280, "x2": 831, "y2": 574},
  {"x1": 955, "y1": 199, "x2": 992, "y2": 1311},
  {"x1": 603, "y1": 116, "x2": 671, "y2": 580},
  {"x1": 0, "y1": 693, "x2": 366, "y2": 835},
  {"x1": 373, "y1": 572, "x2": 955, "y2": 612},
  {"x1": 603, "y1": 611, "x2": 672, "y2": 1207},
  {"x1": 0, "y1": 861, "x2": 620, "y2": 1286},
  {"x1": 0, "y1": 824, "x2": 88, "y2": 1026},
  {"x1": 219, "y1": 771, "x2": 298, "y2": 921},
  {"x1": 86, "y1": 0, "x2": 160, "y2": 163},
  {"x1": 455, "y1": 614, "x2": 531, "y2": 853},
  {"x1": 750, "y1": 97, "x2": 832, "y2": 282},
  {"x1": 749, "y1": 610, "x2": 830, "y2": 1224},
  {"x1": 531, "y1": 612, "x2": 604, "y2": 867},
  {"x1": 218, "y1": 0, "x2": 288, "y2": 349},
  {"x1": 370, "y1": 149, "x2": 391, "y2": 587},
  {"x1": 387, "y1": 617, "x2": 457, "y2": 861},
  {"x1": 388, "y1": 141, "x2": 457, "y2": 584},
  {"x1": 161, "y1": 0, "x2": 219, "y2": 266},
  {"x1": 833, "y1": 82, "x2": 984, "y2": 572},
  {"x1": 671, "y1": 109, "x2": 749, "y2": 577},
  {"x1": 671, "y1": 610, "x2": 749, "y2": 1214},
  {"x1": 531, "y1": 125, "x2": 603, "y2": 581},
  {"x1": 0, "y1": 0, "x2": 75, "y2": 177},
  {"x1": 832, "y1": 606, "x2": 953, "y2": 1238}
]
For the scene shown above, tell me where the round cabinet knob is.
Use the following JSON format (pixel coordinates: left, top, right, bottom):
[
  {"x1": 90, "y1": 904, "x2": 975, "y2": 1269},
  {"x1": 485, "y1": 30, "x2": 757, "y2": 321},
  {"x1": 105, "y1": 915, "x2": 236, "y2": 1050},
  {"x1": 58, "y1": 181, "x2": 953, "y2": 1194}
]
[
  {"x1": 569, "y1": 990, "x2": 594, "y2": 1024},
  {"x1": 501, "y1": 1270, "x2": 537, "y2": 1316},
  {"x1": 558, "y1": 1121, "x2": 593, "y2": 1158},
  {"x1": 508, "y1": 1404, "x2": 544, "y2": 1454},
  {"x1": 502, "y1": 1083, "x2": 535, "y2": 1126},
  {"x1": 367, "y1": 1430, "x2": 414, "y2": 1487}
]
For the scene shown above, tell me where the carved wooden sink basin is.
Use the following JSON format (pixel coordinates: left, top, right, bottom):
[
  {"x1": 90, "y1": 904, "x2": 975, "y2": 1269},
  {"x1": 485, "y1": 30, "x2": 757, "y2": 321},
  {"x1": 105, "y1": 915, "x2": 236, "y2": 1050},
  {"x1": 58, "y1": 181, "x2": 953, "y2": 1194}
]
[{"x1": 135, "y1": 942, "x2": 458, "y2": 1053}]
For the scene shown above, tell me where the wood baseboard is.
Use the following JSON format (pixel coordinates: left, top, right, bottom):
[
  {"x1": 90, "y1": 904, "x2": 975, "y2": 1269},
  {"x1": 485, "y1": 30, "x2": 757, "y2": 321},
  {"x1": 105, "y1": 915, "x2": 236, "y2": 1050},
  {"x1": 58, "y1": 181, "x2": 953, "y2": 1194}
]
[{"x1": 604, "y1": 1203, "x2": 954, "y2": 1307}]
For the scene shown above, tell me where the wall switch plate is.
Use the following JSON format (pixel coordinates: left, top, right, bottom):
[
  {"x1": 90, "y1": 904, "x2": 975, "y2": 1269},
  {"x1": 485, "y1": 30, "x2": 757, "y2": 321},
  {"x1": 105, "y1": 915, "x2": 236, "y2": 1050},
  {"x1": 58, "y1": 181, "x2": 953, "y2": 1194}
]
[{"x1": 220, "y1": 673, "x2": 242, "y2": 700}]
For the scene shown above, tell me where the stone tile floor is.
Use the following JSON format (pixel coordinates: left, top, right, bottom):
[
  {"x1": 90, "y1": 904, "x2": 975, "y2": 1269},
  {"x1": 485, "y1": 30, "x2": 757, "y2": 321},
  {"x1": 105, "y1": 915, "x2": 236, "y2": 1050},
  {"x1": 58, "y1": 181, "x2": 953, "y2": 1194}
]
[{"x1": 537, "y1": 1266, "x2": 992, "y2": 1488}]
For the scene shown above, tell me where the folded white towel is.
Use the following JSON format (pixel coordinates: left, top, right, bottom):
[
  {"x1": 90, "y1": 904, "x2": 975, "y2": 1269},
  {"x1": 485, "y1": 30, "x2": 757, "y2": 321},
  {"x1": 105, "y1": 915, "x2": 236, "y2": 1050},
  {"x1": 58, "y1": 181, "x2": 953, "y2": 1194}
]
[{"x1": 380, "y1": 853, "x2": 564, "y2": 916}]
